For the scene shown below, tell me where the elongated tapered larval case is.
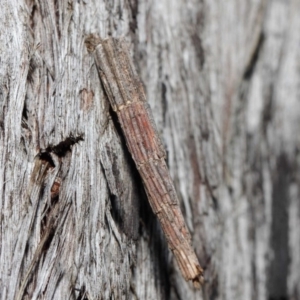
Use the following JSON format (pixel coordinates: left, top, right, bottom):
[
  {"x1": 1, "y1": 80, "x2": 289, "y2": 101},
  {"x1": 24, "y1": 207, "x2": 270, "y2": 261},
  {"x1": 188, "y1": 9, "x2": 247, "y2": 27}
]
[{"x1": 85, "y1": 35, "x2": 203, "y2": 287}]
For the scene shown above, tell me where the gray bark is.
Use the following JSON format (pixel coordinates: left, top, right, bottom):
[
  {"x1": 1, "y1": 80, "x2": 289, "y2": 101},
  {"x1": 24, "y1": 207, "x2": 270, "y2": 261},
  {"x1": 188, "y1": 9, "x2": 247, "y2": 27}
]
[{"x1": 0, "y1": 0, "x2": 299, "y2": 299}]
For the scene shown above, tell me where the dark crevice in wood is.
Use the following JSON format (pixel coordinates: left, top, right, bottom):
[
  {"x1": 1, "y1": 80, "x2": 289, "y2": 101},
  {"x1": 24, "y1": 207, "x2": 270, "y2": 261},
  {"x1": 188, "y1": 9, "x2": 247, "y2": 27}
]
[
  {"x1": 243, "y1": 32, "x2": 264, "y2": 80},
  {"x1": 262, "y1": 84, "x2": 274, "y2": 135},
  {"x1": 67, "y1": 1, "x2": 74, "y2": 11},
  {"x1": 108, "y1": 193, "x2": 123, "y2": 232},
  {"x1": 22, "y1": 101, "x2": 28, "y2": 121},
  {"x1": 100, "y1": 140, "x2": 141, "y2": 240},
  {"x1": 207, "y1": 185, "x2": 219, "y2": 211},
  {"x1": 38, "y1": 152, "x2": 55, "y2": 168},
  {"x1": 117, "y1": 1, "x2": 124, "y2": 21},
  {"x1": 0, "y1": 82, "x2": 8, "y2": 131},
  {"x1": 191, "y1": 32, "x2": 205, "y2": 70},
  {"x1": 74, "y1": 285, "x2": 88, "y2": 300},
  {"x1": 27, "y1": 56, "x2": 37, "y2": 84},
  {"x1": 251, "y1": 257, "x2": 258, "y2": 300},
  {"x1": 108, "y1": 105, "x2": 126, "y2": 145},
  {"x1": 201, "y1": 123, "x2": 210, "y2": 141},
  {"x1": 50, "y1": 271, "x2": 64, "y2": 298},
  {"x1": 28, "y1": 1, "x2": 37, "y2": 31},
  {"x1": 267, "y1": 153, "x2": 290, "y2": 300},
  {"x1": 247, "y1": 148, "x2": 264, "y2": 300},
  {"x1": 161, "y1": 81, "x2": 167, "y2": 126},
  {"x1": 44, "y1": 135, "x2": 84, "y2": 158},
  {"x1": 138, "y1": 187, "x2": 171, "y2": 297},
  {"x1": 41, "y1": 226, "x2": 56, "y2": 253},
  {"x1": 54, "y1": 0, "x2": 61, "y2": 40},
  {"x1": 205, "y1": 273, "x2": 219, "y2": 300},
  {"x1": 128, "y1": 0, "x2": 138, "y2": 33}
]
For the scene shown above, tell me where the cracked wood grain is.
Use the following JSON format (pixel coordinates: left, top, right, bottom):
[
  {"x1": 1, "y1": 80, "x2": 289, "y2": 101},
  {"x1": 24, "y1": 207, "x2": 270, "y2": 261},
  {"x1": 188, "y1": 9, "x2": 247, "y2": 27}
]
[{"x1": 85, "y1": 35, "x2": 203, "y2": 286}]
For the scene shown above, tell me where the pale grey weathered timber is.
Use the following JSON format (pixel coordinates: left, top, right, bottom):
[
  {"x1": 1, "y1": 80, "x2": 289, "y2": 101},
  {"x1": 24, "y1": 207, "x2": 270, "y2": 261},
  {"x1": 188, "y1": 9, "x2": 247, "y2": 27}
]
[{"x1": 0, "y1": 0, "x2": 299, "y2": 299}]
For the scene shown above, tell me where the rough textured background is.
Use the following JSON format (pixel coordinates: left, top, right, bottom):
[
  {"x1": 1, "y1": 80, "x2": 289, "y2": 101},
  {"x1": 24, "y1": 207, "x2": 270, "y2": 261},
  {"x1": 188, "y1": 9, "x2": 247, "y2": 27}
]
[{"x1": 0, "y1": 0, "x2": 299, "y2": 299}]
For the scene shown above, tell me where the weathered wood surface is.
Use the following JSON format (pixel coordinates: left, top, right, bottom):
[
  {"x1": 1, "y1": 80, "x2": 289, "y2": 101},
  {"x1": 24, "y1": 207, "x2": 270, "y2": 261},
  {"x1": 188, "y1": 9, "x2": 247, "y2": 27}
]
[{"x1": 0, "y1": 0, "x2": 299, "y2": 299}]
